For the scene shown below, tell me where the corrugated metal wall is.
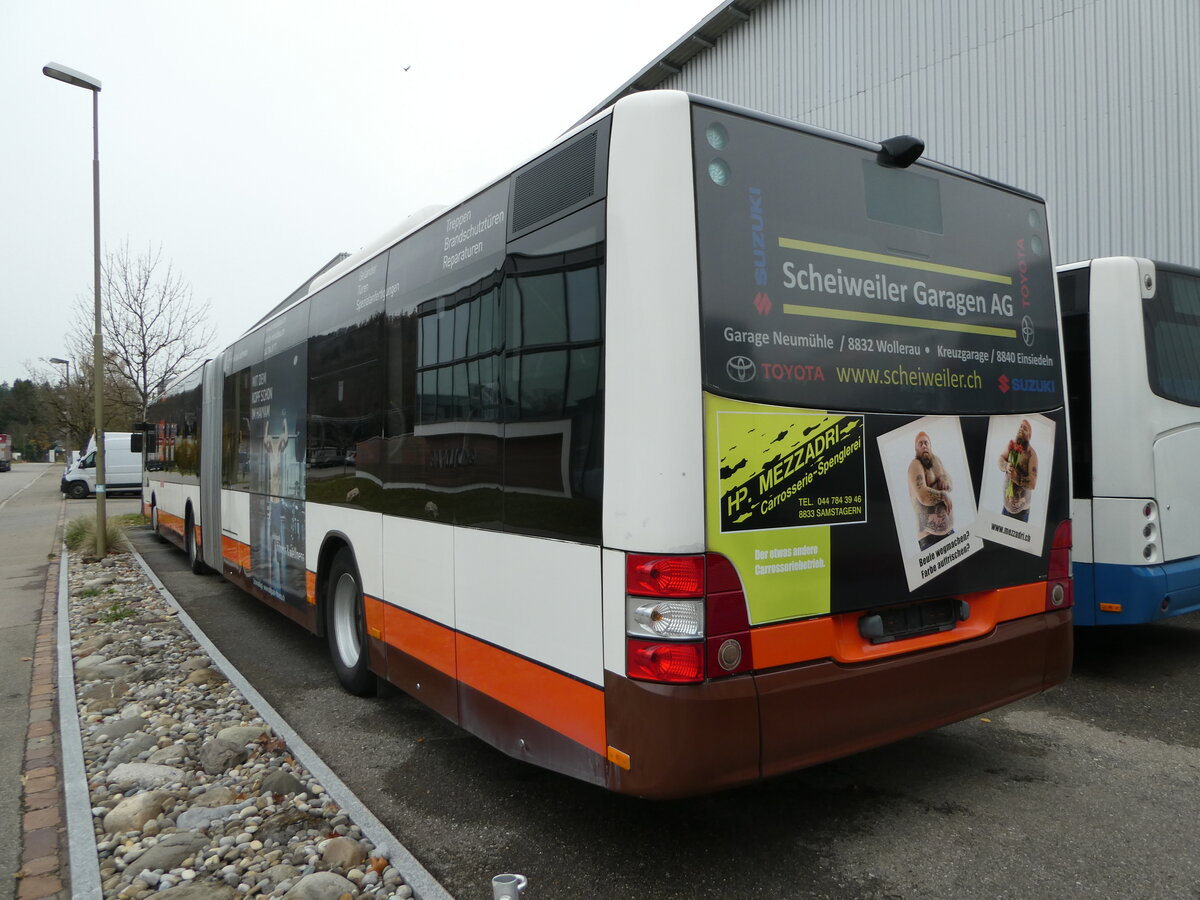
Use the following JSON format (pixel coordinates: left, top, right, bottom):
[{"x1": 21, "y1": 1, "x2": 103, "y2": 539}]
[{"x1": 657, "y1": 0, "x2": 1198, "y2": 265}]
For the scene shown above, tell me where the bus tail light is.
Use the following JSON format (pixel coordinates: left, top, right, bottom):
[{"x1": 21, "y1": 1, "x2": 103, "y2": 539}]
[
  {"x1": 626, "y1": 639, "x2": 705, "y2": 683},
  {"x1": 624, "y1": 552, "x2": 753, "y2": 683},
  {"x1": 1046, "y1": 519, "x2": 1074, "y2": 611}
]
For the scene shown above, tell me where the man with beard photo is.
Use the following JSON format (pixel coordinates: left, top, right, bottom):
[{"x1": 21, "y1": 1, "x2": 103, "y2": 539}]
[
  {"x1": 998, "y1": 418, "x2": 1038, "y2": 523},
  {"x1": 908, "y1": 430, "x2": 954, "y2": 550}
]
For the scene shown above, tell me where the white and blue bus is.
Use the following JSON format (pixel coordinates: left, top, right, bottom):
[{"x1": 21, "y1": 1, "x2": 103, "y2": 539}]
[
  {"x1": 145, "y1": 91, "x2": 1072, "y2": 797},
  {"x1": 1059, "y1": 257, "x2": 1200, "y2": 625}
]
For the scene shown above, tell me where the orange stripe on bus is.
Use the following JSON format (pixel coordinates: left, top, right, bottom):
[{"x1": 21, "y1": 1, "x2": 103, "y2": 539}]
[
  {"x1": 456, "y1": 631, "x2": 606, "y2": 757},
  {"x1": 364, "y1": 594, "x2": 384, "y2": 639},
  {"x1": 382, "y1": 604, "x2": 457, "y2": 679},
  {"x1": 306, "y1": 571, "x2": 318, "y2": 606},
  {"x1": 158, "y1": 510, "x2": 185, "y2": 537},
  {"x1": 221, "y1": 536, "x2": 252, "y2": 571},
  {"x1": 751, "y1": 581, "x2": 1049, "y2": 669}
]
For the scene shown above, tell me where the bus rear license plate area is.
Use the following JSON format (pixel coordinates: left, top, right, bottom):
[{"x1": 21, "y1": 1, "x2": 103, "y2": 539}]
[{"x1": 858, "y1": 598, "x2": 969, "y2": 645}]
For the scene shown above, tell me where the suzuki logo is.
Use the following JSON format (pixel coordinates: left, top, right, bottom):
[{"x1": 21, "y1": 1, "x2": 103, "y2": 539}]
[
  {"x1": 727, "y1": 356, "x2": 757, "y2": 383},
  {"x1": 998, "y1": 373, "x2": 1011, "y2": 393},
  {"x1": 754, "y1": 292, "x2": 773, "y2": 315}
]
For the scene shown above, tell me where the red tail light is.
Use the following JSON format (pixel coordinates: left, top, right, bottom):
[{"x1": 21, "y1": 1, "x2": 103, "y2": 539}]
[
  {"x1": 626, "y1": 554, "x2": 705, "y2": 597},
  {"x1": 1046, "y1": 519, "x2": 1074, "y2": 611},
  {"x1": 626, "y1": 639, "x2": 705, "y2": 683},
  {"x1": 624, "y1": 552, "x2": 753, "y2": 683}
]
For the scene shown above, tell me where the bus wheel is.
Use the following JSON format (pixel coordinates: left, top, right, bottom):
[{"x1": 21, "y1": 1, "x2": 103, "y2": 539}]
[
  {"x1": 67, "y1": 481, "x2": 88, "y2": 500},
  {"x1": 326, "y1": 548, "x2": 375, "y2": 696},
  {"x1": 185, "y1": 511, "x2": 208, "y2": 575},
  {"x1": 150, "y1": 504, "x2": 165, "y2": 541}
]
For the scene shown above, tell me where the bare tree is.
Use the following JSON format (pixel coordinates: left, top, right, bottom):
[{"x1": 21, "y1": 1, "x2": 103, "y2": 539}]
[{"x1": 71, "y1": 240, "x2": 214, "y2": 422}]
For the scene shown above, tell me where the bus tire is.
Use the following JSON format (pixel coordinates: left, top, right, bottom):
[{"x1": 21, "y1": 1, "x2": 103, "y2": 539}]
[
  {"x1": 186, "y1": 510, "x2": 209, "y2": 575},
  {"x1": 67, "y1": 481, "x2": 89, "y2": 500},
  {"x1": 150, "y1": 503, "x2": 165, "y2": 542},
  {"x1": 326, "y1": 547, "x2": 375, "y2": 696}
]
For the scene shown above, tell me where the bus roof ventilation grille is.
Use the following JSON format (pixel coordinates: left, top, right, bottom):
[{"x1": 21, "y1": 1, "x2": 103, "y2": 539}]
[{"x1": 511, "y1": 130, "x2": 599, "y2": 235}]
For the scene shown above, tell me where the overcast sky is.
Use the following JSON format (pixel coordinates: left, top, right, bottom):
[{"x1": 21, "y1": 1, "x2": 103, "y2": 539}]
[{"x1": 0, "y1": 0, "x2": 719, "y2": 386}]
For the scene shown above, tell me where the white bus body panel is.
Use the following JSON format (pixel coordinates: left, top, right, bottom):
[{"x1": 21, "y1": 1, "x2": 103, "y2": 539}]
[
  {"x1": 602, "y1": 548, "x2": 628, "y2": 675},
  {"x1": 1071, "y1": 498, "x2": 1093, "y2": 564},
  {"x1": 306, "y1": 504, "x2": 384, "y2": 599},
  {"x1": 455, "y1": 530, "x2": 603, "y2": 686},
  {"x1": 220, "y1": 489, "x2": 251, "y2": 551},
  {"x1": 1152, "y1": 427, "x2": 1200, "y2": 561},
  {"x1": 602, "y1": 90, "x2": 705, "y2": 555},
  {"x1": 381, "y1": 516, "x2": 455, "y2": 630},
  {"x1": 1087, "y1": 257, "x2": 1200, "y2": 564}
]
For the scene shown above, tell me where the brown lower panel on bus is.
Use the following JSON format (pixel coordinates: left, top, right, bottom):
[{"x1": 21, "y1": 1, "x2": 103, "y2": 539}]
[
  {"x1": 222, "y1": 565, "x2": 319, "y2": 633},
  {"x1": 604, "y1": 609, "x2": 1072, "y2": 799},
  {"x1": 377, "y1": 621, "x2": 609, "y2": 788}
]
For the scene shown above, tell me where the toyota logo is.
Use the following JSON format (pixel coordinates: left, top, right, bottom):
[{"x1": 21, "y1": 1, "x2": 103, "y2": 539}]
[
  {"x1": 727, "y1": 356, "x2": 756, "y2": 383},
  {"x1": 1021, "y1": 315, "x2": 1035, "y2": 347}
]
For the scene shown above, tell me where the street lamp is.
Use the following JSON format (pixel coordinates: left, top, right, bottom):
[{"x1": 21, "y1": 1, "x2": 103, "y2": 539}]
[
  {"x1": 44, "y1": 61, "x2": 107, "y2": 555},
  {"x1": 48, "y1": 356, "x2": 71, "y2": 385},
  {"x1": 49, "y1": 357, "x2": 72, "y2": 461}
]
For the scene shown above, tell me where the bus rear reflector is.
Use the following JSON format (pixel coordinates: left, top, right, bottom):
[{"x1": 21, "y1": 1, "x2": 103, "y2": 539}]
[
  {"x1": 626, "y1": 638, "x2": 705, "y2": 683},
  {"x1": 1046, "y1": 519, "x2": 1074, "y2": 611}
]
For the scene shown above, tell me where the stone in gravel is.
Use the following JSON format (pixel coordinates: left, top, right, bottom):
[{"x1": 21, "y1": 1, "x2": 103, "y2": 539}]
[
  {"x1": 255, "y1": 808, "x2": 329, "y2": 846},
  {"x1": 76, "y1": 656, "x2": 135, "y2": 680},
  {"x1": 176, "y1": 802, "x2": 243, "y2": 831},
  {"x1": 128, "y1": 664, "x2": 169, "y2": 683},
  {"x1": 78, "y1": 678, "x2": 131, "y2": 703},
  {"x1": 78, "y1": 634, "x2": 117, "y2": 655},
  {"x1": 264, "y1": 864, "x2": 301, "y2": 885},
  {"x1": 320, "y1": 835, "x2": 368, "y2": 870},
  {"x1": 93, "y1": 716, "x2": 148, "y2": 741},
  {"x1": 190, "y1": 786, "x2": 238, "y2": 808},
  {"x1": 107, "y1": 762, "x2": 188, "y2": 788},
  {"x1": 125, "y1": 831, "x2": 209, "y2": 880},
  {"x1": 216, "y1": 725, "x2": 271, "y2": 746},
  {"x1": 106, "y1": 733, "x2": 159, "y2": 766},
  {"x1": 185, "y1": 667, "x2": 228, "y2": 686},
  {"x1": 149, "y1": 883, "x2": 238, "y2": 899},
  {"x1": 147, "y1": 744, "x2": 190, "y2": 765},
  {"x1": 260, "y1": 770, "x2": 305, "y2": 796},
  {"x1": 281, "y1": 871, "x2": 358, "y2": 900},
  {"x1": 180, "y1": 655, "x2": 211, "y2": 673},
  {"x1": 103, "y1": 790, "x2": 169, "y2": 833},
  {"x1": 198, "y1": 738, "x2": 248, "y2": 775}
]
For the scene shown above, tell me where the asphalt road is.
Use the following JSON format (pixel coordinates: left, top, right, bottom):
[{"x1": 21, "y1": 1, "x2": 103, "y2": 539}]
[{"x1": 124, "y1": 522, "x2": 1200, "y2": 900}]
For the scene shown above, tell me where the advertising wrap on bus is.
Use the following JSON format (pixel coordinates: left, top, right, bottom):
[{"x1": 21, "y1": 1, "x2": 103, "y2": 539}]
[{"x1": 694, "y1": 105, "x2": 1069, "y2": 620}]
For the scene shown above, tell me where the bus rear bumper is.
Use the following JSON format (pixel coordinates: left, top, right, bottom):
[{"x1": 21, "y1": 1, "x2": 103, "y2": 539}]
[
  {"x1": 1075, "y1": 559, "x2": 1200, "y2": 625},
  {"x1": 756, "y1": 609, "x2": 1071, "y2": 780},
  {"x1": 603, "y1": 609, "x2": 1071, "y2": 798}
]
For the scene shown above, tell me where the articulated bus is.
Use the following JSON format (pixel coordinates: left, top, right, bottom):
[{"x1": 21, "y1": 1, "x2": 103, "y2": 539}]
[
  {"x1": 1058, "y1": 258, "x2": 1200, "y2": 625},
  {"x1": 144, "y1": 91, "x2": 1072, "y2": 798}
]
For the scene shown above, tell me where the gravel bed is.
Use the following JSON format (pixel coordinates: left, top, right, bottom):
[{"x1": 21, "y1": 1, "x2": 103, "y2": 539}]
[{"x1": 68, "y1": 550, "x2": 416, "y2": 900}]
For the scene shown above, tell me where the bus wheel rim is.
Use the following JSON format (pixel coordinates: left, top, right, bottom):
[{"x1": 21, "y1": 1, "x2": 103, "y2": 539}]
[{"x1": 333, "y1": 571, "x2": 361, "y2": 667}]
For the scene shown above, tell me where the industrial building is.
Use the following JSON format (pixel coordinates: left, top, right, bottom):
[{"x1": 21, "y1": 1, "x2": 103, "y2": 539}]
[{"x1": 585, "y1": 0, "x2": 1198, "y2": 266}]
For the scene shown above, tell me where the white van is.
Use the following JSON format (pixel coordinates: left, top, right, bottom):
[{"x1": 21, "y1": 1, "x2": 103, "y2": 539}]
[{"x1": 61, "y1": 432, "x2": 144, "y2": 499}]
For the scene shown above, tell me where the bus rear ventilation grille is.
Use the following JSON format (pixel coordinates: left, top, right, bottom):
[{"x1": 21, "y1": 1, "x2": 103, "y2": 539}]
[{"x1": 511, "y1": 131, "x2": 598, "y2": 234}]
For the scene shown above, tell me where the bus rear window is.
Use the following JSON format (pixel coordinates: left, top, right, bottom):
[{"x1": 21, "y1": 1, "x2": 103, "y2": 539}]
[
  {"x1": 1145, "y1": 266, "x2": 1200, "y2": 407},
  {"x1": 693, "y1": 107, "x2": 1063, "y2": 415}
]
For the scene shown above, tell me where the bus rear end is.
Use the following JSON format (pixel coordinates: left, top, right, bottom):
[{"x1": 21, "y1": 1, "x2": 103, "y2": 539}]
[{"x1": 602, "y1": 94, "x2": 1071, "y2": 798}]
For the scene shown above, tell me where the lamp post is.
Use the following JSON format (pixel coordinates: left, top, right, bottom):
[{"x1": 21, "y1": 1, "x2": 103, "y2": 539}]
[
  {"x1": 44, "y1": 62, "x2": 106, "y2": 555},
  {"x1": 49, "y1": 357, "x2": 72, "y2": 461}
]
